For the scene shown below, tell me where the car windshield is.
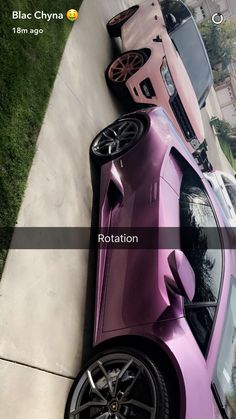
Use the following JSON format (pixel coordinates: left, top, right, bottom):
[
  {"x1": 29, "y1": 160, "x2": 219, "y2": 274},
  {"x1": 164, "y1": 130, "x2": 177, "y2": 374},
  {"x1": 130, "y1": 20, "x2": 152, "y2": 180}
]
[
  {"x1": 213, "y1": 278, "x2": 236, "y2": 418},
  {"x1": 169, "y1": 18, "x2": 213, "y2": 106}
]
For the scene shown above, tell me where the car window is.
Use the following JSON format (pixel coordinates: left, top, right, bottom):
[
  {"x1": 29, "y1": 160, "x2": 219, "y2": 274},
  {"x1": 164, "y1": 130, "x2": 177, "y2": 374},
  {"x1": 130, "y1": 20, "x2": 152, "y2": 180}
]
[
  {"x1": 180, "y1": 173, "x2": 222, "y2": 303},
  {"x1": 180, "y1": 170, "x2": 223, "y2": 355},
  {"x1": 185, "y1": 306, "x2": 216, "y2": 354},
  {"x1": 160, "y1": 0, "x2": 191, "y2": 26},
  {"x1": 221, "y1": 175, "x2": 236, "y2": 213},
  {"x1": 213, "y1": 279, "x2": 236, "y2": 418}
]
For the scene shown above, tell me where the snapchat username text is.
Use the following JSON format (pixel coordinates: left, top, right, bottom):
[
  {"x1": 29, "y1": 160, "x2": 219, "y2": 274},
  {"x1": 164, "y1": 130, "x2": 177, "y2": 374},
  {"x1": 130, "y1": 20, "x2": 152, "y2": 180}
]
[{"x1": 12, "y1": 11, "x2": 64, "y2": 22}]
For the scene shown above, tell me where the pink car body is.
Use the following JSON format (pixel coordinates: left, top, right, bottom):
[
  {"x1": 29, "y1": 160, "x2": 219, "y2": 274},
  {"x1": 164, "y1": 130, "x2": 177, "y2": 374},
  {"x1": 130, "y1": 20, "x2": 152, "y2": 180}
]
[
  {"x1": 122, "y1": 2, "x2": 202, "y2": 137},
  {"x1": 106, "y1": 0, "x2": 213, "y2": 169}
]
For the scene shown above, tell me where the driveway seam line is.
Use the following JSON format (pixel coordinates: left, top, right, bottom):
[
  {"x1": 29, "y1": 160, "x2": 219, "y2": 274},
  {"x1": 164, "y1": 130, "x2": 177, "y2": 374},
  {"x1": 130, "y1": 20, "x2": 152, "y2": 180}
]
[
  {"x1": 0, "y1": 357, "x2": 75, "y2": 380},
  {"x1": 58, "y1": 72, "x2": 86, "y2": 109}
]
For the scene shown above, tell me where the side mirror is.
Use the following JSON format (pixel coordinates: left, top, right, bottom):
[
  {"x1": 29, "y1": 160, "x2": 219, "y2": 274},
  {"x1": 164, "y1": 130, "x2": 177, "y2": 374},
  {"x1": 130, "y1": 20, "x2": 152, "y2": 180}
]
[
  {"x1": 166, "y1": 250, "x2": 196, "y2": 301},
  {"x1": 165, "y1": 13, "x2": 177, "y2": 30}
]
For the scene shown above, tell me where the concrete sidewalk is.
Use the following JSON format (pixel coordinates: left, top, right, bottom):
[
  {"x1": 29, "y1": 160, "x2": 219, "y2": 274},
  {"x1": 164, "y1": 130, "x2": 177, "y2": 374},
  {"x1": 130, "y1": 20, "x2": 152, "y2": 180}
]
[{"x1": 0, "y1": 1, "x2": 139, "y2": 418}]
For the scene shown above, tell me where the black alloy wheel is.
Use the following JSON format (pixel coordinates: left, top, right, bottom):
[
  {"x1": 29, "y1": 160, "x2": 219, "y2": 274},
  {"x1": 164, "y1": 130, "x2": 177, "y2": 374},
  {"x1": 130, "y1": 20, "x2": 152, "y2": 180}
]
[
  {"x1": 90, "y1": 117, "x2": 146, "y2": 164},
  {"x1": 65, "y1": 348, "x2": 170, "y2": 419}
]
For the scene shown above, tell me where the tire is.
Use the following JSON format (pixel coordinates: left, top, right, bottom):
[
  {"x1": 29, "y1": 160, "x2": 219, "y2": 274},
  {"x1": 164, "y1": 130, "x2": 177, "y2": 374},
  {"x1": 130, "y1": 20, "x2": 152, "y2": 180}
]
[
  {"x1": 105, "y1": 50, "x2": 148, "y2": 97},
  {"x1": 107, "y1": 6, "x2": 139, "y2": 37},
  {"x1": 65, "y1": 347, "x2": 170, "y2": 419},
  {"x1": 90, "y1": 115, "x2": 147, "y2": 166}
]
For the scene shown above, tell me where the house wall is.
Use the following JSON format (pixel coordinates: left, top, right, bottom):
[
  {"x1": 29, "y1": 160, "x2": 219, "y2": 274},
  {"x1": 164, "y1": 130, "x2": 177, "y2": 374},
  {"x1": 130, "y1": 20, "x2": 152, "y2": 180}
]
[
  {"x1": 186, "y1": 0, "x2": 236, "y2": 21},
  {"x1": 221, "y1": 104, "x2": 236, "y2": 126},
  {"x1": 216, "y1": 85, "x2": 236, "y2": 126}
]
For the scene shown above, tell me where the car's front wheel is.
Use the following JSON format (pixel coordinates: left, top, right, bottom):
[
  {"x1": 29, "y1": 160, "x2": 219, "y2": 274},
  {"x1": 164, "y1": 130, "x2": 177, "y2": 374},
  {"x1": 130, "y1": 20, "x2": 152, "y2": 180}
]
[
  {"x1": 105, "y1": 50, "x2": 148, "y2": 97},
  {"x1": 65, "y1": 347, "x2": 170, "y2": 419},
  {"x1": 107, "y1": 6, "x2": 139, "y2": 37},
  {"x1": 90, "y1": 116, "x2": 147, "y2": 165}
]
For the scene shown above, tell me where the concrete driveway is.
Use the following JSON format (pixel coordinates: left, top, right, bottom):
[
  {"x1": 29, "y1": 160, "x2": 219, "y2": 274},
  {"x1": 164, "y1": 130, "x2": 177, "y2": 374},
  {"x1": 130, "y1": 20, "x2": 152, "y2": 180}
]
[
  {"x1": 0, "y1": 1, "x2": 234, "y2": 418},
  {"x1": 0, "y1": 1, "x2": 138, "y2": 418}
]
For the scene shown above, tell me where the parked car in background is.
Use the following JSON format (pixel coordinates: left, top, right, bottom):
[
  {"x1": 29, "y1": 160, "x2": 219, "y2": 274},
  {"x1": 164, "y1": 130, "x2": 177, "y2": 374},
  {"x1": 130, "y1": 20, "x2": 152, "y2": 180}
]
[
  {"x1": 65, "y1": 107, "x2": 236, "y2": 419},
  {"x1": 205, "y1": 171, "x2": 236, "y2": 227},
  {"x1": 105, "y1": 0, "x2": 213, "y2": 171}
]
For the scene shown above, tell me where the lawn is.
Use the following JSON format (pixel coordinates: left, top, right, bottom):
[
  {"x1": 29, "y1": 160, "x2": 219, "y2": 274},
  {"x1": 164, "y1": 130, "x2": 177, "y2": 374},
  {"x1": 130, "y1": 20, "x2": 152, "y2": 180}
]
[
  {"x1": 0, "y1": 0, "x2": 82, "y2": 273},
  {"x1": 218, "y1": 137, "x2": 236, "y2": 171}
]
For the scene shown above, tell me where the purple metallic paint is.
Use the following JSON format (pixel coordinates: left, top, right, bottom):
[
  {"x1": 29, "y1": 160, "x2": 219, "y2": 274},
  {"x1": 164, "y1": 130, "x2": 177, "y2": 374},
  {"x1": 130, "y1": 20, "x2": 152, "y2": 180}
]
[
  {"x1": 92, "y1": 107, "x2": 235, "y2": 419},
  {"x1": 167, "y1": 250, "x2": 196, "y2": 301}
]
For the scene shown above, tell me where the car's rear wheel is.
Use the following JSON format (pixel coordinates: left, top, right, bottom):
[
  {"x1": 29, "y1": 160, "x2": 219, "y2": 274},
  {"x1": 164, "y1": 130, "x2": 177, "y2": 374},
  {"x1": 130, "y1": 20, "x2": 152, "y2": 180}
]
[
  {"x1": 105, "y1": 50, "x2": 148, "y2": 101},
  {"x1": 90, "y1": 116, "x2": 146, "y2": 165},
  {"x1": 65, "y1": 348, "x2": 170, "y2": 419},
  {"x1": 107, "y1": 6, "x2": 139, "y2": 37}
]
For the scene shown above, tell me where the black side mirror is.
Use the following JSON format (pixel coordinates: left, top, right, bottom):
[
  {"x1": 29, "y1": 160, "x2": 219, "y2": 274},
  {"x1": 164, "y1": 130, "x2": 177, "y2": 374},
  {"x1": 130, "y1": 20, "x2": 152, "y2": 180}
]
[{"x1": 165, "y1": 13, "x2": 177, "y2": 30}]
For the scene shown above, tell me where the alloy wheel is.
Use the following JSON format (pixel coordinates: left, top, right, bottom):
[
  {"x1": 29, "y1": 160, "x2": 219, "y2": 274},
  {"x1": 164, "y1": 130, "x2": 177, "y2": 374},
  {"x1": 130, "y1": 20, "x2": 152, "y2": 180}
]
[
  {"x1": 108, "y1": 8, "x2": 137, "y2": 26},
  {"x1": 91, "y1": 118, "x2": 144, "y2": 158},
  {"x1": 108, "y1": 52, "x2": 145, "y2": 83},
  {"x1": 69, "y1": 353, "x2": 157, "y2": 419}
]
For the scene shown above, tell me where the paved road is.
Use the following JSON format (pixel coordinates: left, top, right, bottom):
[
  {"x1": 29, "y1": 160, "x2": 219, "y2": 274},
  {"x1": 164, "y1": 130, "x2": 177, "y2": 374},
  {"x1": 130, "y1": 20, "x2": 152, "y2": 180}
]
[{"x1": 0, "y1": 1, "x2": 234, "y2": 419}]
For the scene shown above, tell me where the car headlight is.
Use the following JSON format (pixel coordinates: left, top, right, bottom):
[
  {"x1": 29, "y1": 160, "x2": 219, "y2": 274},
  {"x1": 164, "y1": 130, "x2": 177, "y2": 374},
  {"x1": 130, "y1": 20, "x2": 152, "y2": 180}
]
[{"x1": 161, "y1": 58, "x2": 175, "y2": 96}]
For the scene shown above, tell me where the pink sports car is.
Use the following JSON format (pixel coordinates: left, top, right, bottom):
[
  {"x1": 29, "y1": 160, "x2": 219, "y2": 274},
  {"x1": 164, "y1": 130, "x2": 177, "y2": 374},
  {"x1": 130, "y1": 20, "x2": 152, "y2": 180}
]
[{"x1": 105, "y1": 0, "x2": 213, "y2": 171}]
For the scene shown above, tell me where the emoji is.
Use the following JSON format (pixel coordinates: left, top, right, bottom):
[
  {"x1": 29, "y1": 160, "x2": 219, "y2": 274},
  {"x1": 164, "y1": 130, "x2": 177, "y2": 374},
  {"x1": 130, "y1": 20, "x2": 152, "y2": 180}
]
[{"x1": 66, "y1": 9, "x2": 79, "y2": 21}]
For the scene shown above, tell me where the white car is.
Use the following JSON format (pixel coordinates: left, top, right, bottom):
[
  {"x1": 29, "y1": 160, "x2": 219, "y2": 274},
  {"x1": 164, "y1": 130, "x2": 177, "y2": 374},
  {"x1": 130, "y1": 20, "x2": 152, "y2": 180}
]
[{"x1": 204, "y1": 171, "x2": 236, "y2": 227}]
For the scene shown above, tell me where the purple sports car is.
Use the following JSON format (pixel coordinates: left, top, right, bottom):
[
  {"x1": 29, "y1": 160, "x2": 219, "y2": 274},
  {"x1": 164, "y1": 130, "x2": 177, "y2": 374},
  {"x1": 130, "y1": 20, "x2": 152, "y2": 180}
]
[{"x1": 65, "y1": 107, "x2": 236, "y2": 419}]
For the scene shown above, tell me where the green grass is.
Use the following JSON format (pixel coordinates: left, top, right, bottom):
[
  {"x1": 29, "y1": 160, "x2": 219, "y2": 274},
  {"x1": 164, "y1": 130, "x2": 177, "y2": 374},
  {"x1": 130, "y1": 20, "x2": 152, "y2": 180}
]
[
  {"x1": 0, "y1": 0, "x2": 82, "y2": 273},
  {"x1": 218, "y1": 137, "x2": 236, "y2": 171}
]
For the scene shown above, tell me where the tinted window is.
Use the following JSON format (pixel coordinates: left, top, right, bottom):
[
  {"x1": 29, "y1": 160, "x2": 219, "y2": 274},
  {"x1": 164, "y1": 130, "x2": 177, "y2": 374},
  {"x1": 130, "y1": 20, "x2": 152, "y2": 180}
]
[
  {"x1": 184, "y1": 306, "x2": 216, "y2": 354},
  {"x1": 180, "y1": 171, "x2": 223, "y2": 354},
  {"x1": 214, "y1": 279, "x2": 236, "y2": 418},
  {"x1": 180, "y1": 174, "x2": 222, "y2": 303},
  {"x1": 160, "y1": 0, "x2": 190, "y2": 25},
  {"x1": 170, "y1": 18, "x2": 213, "y2": 106}
]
